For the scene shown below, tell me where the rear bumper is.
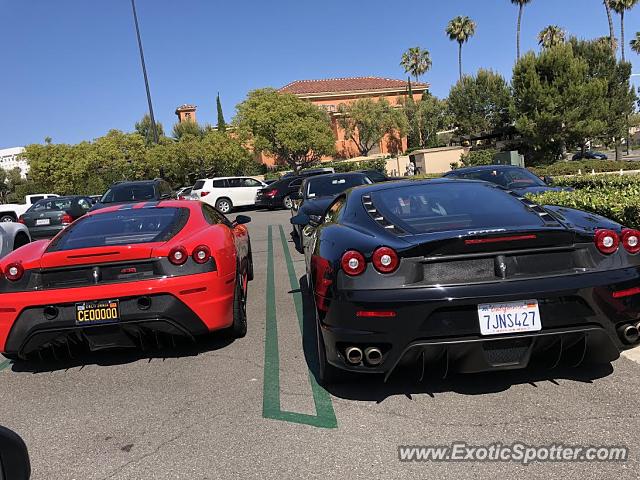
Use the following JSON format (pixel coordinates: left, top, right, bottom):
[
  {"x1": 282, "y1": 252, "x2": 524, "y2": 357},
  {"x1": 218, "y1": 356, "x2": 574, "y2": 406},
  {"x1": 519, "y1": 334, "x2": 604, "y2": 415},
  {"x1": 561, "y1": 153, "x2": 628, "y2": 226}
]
[
  {"x1": 320, "y1": 267, "x2": 640, "y2": 378},
  {"x1": 0, "y1": 271, "x2": 235, "y2": 357},
  {"x1": 28, "y1": 225, "x2": 64, "y2": 239},
  {"x1": 255, "y1": 197, "x2": 282, "y2": 208}
]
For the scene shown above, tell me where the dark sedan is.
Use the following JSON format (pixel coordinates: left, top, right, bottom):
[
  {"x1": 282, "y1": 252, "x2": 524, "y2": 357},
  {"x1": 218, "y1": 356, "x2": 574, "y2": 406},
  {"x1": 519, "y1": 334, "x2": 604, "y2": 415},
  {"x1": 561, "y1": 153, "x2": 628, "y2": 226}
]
[
  {"x1": 18, "y1": 196, "x2": 92, "y2": 239},
  {"x1": 292, "y1": 178, "x2": 640, "y2": 385},
  {"x1": 572, "y1": 151, "x2": 608, "y2": 160},
  {"x1": 444, "y1": 165, "x2": 571, "y2": 194},
  {"x1": 256, "y1": 170, "x2": 332, "y2": 210}
]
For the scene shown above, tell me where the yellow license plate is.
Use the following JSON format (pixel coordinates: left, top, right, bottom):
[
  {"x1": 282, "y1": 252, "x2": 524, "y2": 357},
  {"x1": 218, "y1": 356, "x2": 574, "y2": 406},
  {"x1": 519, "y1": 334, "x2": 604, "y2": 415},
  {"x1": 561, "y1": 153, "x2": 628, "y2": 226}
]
[{"x1": 75, "y1": 300, "x2": 120, "y2": 325}]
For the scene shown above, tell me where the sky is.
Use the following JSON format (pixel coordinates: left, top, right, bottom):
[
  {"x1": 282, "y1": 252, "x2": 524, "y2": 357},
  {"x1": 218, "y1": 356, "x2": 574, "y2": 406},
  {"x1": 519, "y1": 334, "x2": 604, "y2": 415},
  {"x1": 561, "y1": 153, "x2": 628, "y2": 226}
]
[{"x1": 1, "y1": 0, "x2": 639, "y2": 148}]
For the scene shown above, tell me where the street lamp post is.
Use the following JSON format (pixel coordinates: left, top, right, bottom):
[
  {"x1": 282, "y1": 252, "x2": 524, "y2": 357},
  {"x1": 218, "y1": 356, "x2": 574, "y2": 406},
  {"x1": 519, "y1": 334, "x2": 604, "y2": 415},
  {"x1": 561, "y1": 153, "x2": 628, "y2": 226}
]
[{"x1": 130, "y1": 0, "x2": 159, "y2": 144}]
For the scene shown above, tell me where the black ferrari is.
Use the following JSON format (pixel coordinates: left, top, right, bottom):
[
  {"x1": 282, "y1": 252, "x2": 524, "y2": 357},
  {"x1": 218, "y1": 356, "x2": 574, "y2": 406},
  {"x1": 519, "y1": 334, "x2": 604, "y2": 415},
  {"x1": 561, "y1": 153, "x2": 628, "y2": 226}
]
[{"x1": 290, "y1": 178, "x2": 640, "y2": 384}]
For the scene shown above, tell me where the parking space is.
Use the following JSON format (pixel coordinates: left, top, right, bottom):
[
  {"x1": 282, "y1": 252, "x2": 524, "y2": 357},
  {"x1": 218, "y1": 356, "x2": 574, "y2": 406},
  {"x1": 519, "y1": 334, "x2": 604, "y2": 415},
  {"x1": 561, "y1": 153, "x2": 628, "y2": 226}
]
[{"x1": 1, "y1": 208, "x2": 640, "y2": 479}]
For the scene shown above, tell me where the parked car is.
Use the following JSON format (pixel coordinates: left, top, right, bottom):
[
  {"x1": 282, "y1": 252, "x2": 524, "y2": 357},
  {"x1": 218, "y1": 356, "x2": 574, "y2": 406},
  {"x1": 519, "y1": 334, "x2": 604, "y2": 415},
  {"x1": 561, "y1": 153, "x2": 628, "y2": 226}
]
[
  {"x1": 256, "y1": 170, "x2": 335, "y2": 210},
  {"x1": 0, "y1": 194, "x2": 59, "y2": 223},
  {"x1": 0, "y1": 200, "x2": 253, "y2": 360},
  {"x1": 354, "y1": 169, "x2": 394, "y2": 182},
  {"x1": 290, "y1": 172, "x2": 373, "y2": 249},
  {"x1": 443, "y1": 165, "x2": 571, "y2": 194},
  {"x1": 0, "y1": 222, "x2": 30, "y2": 259},
  {"x1": 176, "y1": 186, "x2": 193, "y2": 200},
  {"x1": 572, "y1": 151, "x2": 608, "y2": 160},
  {"x1": 91, "y1": 179, "x2": 175, "y2": 211},
  {"x1": 281, "y1": 167, "x2": 335, "y2": 179},
  {"x1": 291, "y1": 177, "x2": 640, "y2": 385},
  {"x1": 18, "y1": 196, "x2": 93, "y2": 239},
  {"x1": 191, "y1": 177, "x2": 267, "y2": 214}
]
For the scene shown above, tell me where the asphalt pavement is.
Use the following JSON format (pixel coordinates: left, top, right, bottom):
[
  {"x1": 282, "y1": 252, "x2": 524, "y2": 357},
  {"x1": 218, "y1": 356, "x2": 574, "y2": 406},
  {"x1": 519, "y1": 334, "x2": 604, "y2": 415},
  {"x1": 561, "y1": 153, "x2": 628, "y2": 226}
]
[{"x1": 1, "y1": 208, "x2": 640, "y2": 479}]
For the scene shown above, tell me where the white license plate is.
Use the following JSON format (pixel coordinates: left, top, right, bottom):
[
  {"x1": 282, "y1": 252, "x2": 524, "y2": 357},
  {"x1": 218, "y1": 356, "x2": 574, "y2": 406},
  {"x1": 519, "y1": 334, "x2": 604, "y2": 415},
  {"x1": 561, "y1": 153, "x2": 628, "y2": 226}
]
[
  {"x1": 35, "y1": 218, "x2": 50, "y2": 226},
  {"x1": 478, "y1": 300, "x2": 541, "y2": 336}
]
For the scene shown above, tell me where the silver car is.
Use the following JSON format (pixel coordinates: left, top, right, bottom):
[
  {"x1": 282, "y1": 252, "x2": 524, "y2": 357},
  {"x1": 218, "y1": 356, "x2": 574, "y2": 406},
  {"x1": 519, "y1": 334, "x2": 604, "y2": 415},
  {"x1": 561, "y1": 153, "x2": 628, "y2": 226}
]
[{"x1": 0, "y1": 222, "x2": 31, "y2": 259}]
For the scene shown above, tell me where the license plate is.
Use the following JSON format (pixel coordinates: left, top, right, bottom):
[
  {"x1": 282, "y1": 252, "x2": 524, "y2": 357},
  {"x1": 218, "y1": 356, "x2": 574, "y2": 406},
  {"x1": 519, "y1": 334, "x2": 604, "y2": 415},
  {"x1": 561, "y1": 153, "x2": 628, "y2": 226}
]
[
  {"x1": 478, "y1": 300, "x2": 541, "y2": 336},
  {"x1": 75, "y1": 300, "x2": 120, "y2": 325},
  {"x1": 36, "y1": 218, "x2": 50, "y2": 226}
]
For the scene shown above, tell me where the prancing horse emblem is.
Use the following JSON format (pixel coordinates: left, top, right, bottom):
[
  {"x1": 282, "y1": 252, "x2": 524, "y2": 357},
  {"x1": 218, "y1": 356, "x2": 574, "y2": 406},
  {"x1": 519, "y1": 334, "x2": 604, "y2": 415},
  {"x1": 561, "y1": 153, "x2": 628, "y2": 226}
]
[{"x1": 91, "y1": 267, "x2": 100, "y2": 284}]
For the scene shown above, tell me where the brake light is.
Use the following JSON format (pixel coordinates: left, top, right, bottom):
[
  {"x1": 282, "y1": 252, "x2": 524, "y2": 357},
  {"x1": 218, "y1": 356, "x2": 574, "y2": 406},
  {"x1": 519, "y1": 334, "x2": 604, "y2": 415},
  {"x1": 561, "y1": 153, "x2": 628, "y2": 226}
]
[
  {"x1": 311, "y1": 255, "x2": 333, "y2": 312},
  {"x1": 192, "y1": 245, "x2": 211, "y2": 264},
  {"x1": 341, "y1": 250, "x2": 366, "y2": 276},
  {"x1": 594, "y1": 229, "x2": 619, "y2": 255},
  {"x1": 4, "y1": 262, "x2": 24, "y2": 281},
  {"x1": 200, "y1": 191, "x2": 210, "y2": 197},
  {"x1": 356, "y1": 310, "x2": 397, "y2": 318},
  {"x1": 612, "y1": 286, "x2": 640, "y2": 298},
  {"x1": 168, "y1": 246, "x2": 188, "y2": 265},
  {"x1": 465, "y1": 234, "x2": 537, "y2": 245},
  {"x1": 265, "y1": 189, "x2": 278, "y2": 198},
  {"x1": 621, "y1": 229, "x2": 640, "y2": 254},
  {"x1": 372, "y1": 246, "x2": 399, "y2": 274},
  {"x1": 62, "y1": 214, "x2": 73, "y2": 225}
]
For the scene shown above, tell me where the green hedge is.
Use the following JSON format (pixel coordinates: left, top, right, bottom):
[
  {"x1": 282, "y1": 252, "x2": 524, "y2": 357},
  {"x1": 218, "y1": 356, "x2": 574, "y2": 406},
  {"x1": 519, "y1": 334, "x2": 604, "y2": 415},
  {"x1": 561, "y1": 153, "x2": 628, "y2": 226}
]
[
  {"x1": 530, "y1": 160, "x2": 640, "y2": 176},
  {"x1": 552, "y1": 173, "x2": 640, "y2": 191}
]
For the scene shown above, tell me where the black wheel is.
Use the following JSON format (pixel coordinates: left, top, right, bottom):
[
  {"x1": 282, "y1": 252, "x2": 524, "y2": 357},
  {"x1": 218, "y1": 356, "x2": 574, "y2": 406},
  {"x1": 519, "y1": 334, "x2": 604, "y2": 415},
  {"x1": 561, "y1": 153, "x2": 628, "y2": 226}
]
[
  {"x1": 230, "y1": 271, "x2": 247, "y2": 338},
  {"x1": 215, "y1": 198, "x2": 233, "y2": 214},
  {"x1": 2, "y1": 353, "x2": 18, "y2": 361},
  {"x1": 0, "y1": 214, "x2": 16, "y2": 223},
  {"x1": 13, "y1": 233, "x2": 30, "y2": 250},
  {"x1": 316, "y1": 315, "x2": 343, "y2": 386},
  {"x1": 246, "y1": 242, "x2": 254, "y2": 281},
  {"x1": 283, "y1": 195, "x2": 293, "y2": 210}
]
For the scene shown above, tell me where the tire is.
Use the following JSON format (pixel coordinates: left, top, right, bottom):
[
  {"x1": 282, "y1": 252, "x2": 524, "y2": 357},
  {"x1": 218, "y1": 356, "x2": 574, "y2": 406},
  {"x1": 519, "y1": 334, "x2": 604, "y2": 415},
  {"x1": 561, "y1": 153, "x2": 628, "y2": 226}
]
[
  {"x1": 215, "y1": 198, "x2": 233, "y2": 214},
  {"x1": 13, "y1": 233, "x2": 29, "y2": 250},
  {"x1": 283, "y1": 195, "x2": 293, "y2": 210},
  {"x1": 316, "y1": 313, "x2": 344, "y2": 386},
  {"x1": 0, "y1": 213, "x2": 16, "y2": 223},
  {"x1": 246, "y1": 242, "x2": 254, "y2": 281},
  {"x1": 2, "y1": 353, "x2": 18, "y2": 361},
  {"x1": 230, "y1": 271, "x2": 247, "y2": 338}
]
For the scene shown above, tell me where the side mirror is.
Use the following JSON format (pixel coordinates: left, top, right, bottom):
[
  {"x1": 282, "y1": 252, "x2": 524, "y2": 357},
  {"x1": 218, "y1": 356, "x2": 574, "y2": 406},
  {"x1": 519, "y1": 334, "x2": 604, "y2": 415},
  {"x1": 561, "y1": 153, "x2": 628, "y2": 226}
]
[
  {"x1": 290, "y1": 213, "x2": 310, "y2": 226},
  {"x1": 0, "y1": 426, "x2": 31, "y2": 480},
  {"x1": 233, "y1": 215, "x2": 251, "y2": 226},
  {"x1": 543, "y1": 176, "x2": 554, "y2": 185}
]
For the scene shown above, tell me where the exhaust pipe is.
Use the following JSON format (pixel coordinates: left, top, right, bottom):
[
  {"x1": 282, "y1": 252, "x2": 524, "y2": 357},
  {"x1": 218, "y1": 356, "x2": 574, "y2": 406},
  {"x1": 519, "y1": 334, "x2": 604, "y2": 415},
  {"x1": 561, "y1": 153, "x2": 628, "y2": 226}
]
[
  {"x1": 345, "y1": 346, "x2": 363, "y2": 365},
  {"x1": 364, "y1": 347, "x2": 383, "y2": 366},
  {"x1": 618, "y1": 324, "x2": 640, "y2": 345}
]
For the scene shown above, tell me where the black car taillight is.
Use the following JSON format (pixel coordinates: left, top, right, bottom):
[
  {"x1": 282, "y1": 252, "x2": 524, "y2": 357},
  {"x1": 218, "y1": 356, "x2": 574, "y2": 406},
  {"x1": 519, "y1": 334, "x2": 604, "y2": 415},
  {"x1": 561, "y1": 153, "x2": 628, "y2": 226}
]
[
  {"x1": 265, "y1": 189, "x2": 278, "y2": 198},
  {"x1": 621, "y1": 229, "x2": 640, "y2": 254},
  {"x1": 341, "y1": 250, "x2": 366, "y2": 276},
  {"x1": 4, "y1": 262, "x2": 24, "y2": 281},
  {"x1": 594, "y1": 229, "x2": 619, "y2": 255},
  {"x1": 62, "y1": 213, "x2": 73, "y2": 225},
  {"x1": 372, "y1": 246, "x2": 399, "y2": 274},
  {"x1": 168, "y1": 246, "x2": 188, "y2": 265},
  {"x1": 311, "y1": 255, "x2": 333, "y2": 312},
  {"x1": 192, "y1": 245, "x2": 211, "y2": 264}
]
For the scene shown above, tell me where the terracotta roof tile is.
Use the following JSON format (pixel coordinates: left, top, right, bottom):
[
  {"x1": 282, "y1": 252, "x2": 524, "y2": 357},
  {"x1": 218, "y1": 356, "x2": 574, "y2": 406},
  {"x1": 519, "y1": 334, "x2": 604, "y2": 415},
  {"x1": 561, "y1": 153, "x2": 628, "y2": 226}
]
[{"x1": 279, "y1": 76, "x2": 429, "y2": 95}]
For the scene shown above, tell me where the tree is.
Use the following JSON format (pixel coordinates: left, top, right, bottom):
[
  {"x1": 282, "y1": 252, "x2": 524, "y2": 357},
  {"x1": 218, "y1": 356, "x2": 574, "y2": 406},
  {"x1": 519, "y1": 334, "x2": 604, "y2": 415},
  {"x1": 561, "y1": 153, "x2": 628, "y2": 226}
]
[
  {"x1": 538, "y1": 25, "x2": 566, "y2": 49},
  {"x1": 415, "y1": 94, "x2": 451, "y2": 148},
  {"x1": 337, "y1": 98, "x2": 408, "y2": 157},
  {"x1": 631, "y1": 31, "x2": 640, "y2": 54},
  {"x1": 446, "y1": 16, "x2": 476, "y2": 80},
  {"x1": 512, "y1": 44, "x2": 609, "y2": 163},
  {"x1": 235, "y1": 88, "x2": 335, "y2": 171},
  {"x1": 135, "y1": 114, "x2": 165, "y2": 144},
  {"x1": 603, "y1": 0, "x2": 617, "y2": 55},
  {"x1": 172, "y1": 120, "x2": 204, "y2": 139},
  {"x1": 216, "y1": 93, "x2": 227, "y2": 132},
  {"x1": 400, "y1": 47, "x2": 432, "y2": 84},
  {"x1": 609, "y1": 0, "x2": 639, "y2": 61},
  {"x1": 447, "y1": 69, "x2": 512, "y2": 137},
  {"x1": 511, "y1": 0, "x2": 533, "y2": 60}
]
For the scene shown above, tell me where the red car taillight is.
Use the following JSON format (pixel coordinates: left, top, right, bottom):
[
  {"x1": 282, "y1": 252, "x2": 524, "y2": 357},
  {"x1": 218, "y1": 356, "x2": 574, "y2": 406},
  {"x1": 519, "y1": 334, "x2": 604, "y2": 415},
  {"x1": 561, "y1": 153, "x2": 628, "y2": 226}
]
[
  {"x1": 62, "y1": 214, "x2": 73, "y2": 225},
  {"x1": 200, "y1": 191, "x2": 210, "y2": 197},
  {"x1": 372, "y1": 247, "x2": 399, "y2": 274},
  {"x1": 17, "y1": 216, "x2": 25, "y2": 224},
  {"x1": 192, "y1": 245, "x2": 211, "y2": 264},
  {"x1": 4, "y1": 262, "x2": 24, "y2": 281},
  {"x1": 621, "y1": 229, "x2": 640, "y2": 254},
  {"x1": 311, "y1": 255, "x2": 333, "y2": 312},
  {"x1": 168, "y1": 246, "x2": 188, "y2": 265},
  {"x1": 340, "y1": 250, "x2": 366, "y2": 276},
  {"x1": 594, "y1": 229, "x2": 619, "y2": 255},
  {"x1": 265, "y1": 189, "x2": 278, "y2": 198}
]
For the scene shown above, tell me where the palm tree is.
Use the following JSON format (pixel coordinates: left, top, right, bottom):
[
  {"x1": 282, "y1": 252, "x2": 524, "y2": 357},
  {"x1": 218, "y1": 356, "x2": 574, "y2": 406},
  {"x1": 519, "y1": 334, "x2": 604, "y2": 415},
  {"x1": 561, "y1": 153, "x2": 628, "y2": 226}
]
[
  {"x1": 603, "y1": 0, "x2": 617, "y2": 55},
  {"x1": 446, "y1": 16, "x2": 476, "y2": 80},
  {"x1": 632, "y1": 31, "x2": 640, "y2": 54},
  {"x1": 609, "y1": 0, "x2": 639, "y2": 61},
  {"x1": 511, "y1": 0, "x2": 533, "y2": 60},
  {"x1": 400, "y1": 47, "x2": 432, "y2": 84},
  {"x1": 538, "y1": 25, "x2": 566, "y2": 49}
]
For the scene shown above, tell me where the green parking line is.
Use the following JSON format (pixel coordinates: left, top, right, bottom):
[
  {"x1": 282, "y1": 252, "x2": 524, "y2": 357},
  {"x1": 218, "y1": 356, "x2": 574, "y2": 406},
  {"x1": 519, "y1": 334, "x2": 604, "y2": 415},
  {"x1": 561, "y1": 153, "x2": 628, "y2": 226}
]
[
  {"x1": 0, "y1": 359, "x2": 12, "y2": 372},
  {"x1": 262, "y1": 225, "x2": 338, "y2": 429}
]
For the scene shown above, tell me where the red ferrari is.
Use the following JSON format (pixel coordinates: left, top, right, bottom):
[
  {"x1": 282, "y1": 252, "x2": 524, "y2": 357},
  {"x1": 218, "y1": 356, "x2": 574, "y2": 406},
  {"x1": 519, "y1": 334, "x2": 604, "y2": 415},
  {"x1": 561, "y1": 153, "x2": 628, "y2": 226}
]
[{"x1": 0, "y1": 200, "x2": 253, "y2": 360}]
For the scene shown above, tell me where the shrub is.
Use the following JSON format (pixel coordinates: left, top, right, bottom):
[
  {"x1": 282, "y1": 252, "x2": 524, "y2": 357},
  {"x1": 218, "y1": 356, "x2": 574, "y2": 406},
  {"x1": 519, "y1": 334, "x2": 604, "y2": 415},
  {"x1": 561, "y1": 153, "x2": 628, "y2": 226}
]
[
  {"x1": 459, "y1": 149, "x2": 497, "y2": 167},
  {"x1": 530, "y1": 160, "x2": 639, "y2": 177},
  {"x1": 551, "y1": 173, "x2": 640, "y2": 191}
]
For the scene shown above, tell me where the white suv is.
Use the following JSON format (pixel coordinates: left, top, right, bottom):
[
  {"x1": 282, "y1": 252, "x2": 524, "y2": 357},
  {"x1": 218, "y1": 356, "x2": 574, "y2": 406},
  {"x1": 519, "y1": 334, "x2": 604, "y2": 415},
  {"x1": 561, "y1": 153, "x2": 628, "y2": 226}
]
[{"x1": 191, "y1": 177, "x2": 267, "y2": 214}]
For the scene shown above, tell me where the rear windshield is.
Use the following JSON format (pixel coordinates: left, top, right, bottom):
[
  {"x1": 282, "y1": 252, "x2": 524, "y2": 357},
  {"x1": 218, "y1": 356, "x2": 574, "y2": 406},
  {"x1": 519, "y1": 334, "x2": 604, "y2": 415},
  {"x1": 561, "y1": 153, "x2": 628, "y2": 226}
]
[
  {"x1": 28, "y1": 198, "x2": 74, "y2": 212},
  {"x1": 370, "y1": 182, "x2": 543, "y2": 233},
  {"x1": 193, "y1": 180, "x2": 205, "y2": 190},
  {"x1": 49, "y1": 208, "x2": 187, "y2": 251},
  {"x1": 100, "y1": 184, "x2": 155, "y2": 203},
  {"x1": 306, "y1": 175, "x2": 371, "y2": 199},
  {"x1": 449, "y1": 168, "x2": 545, "y2": 189}
]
